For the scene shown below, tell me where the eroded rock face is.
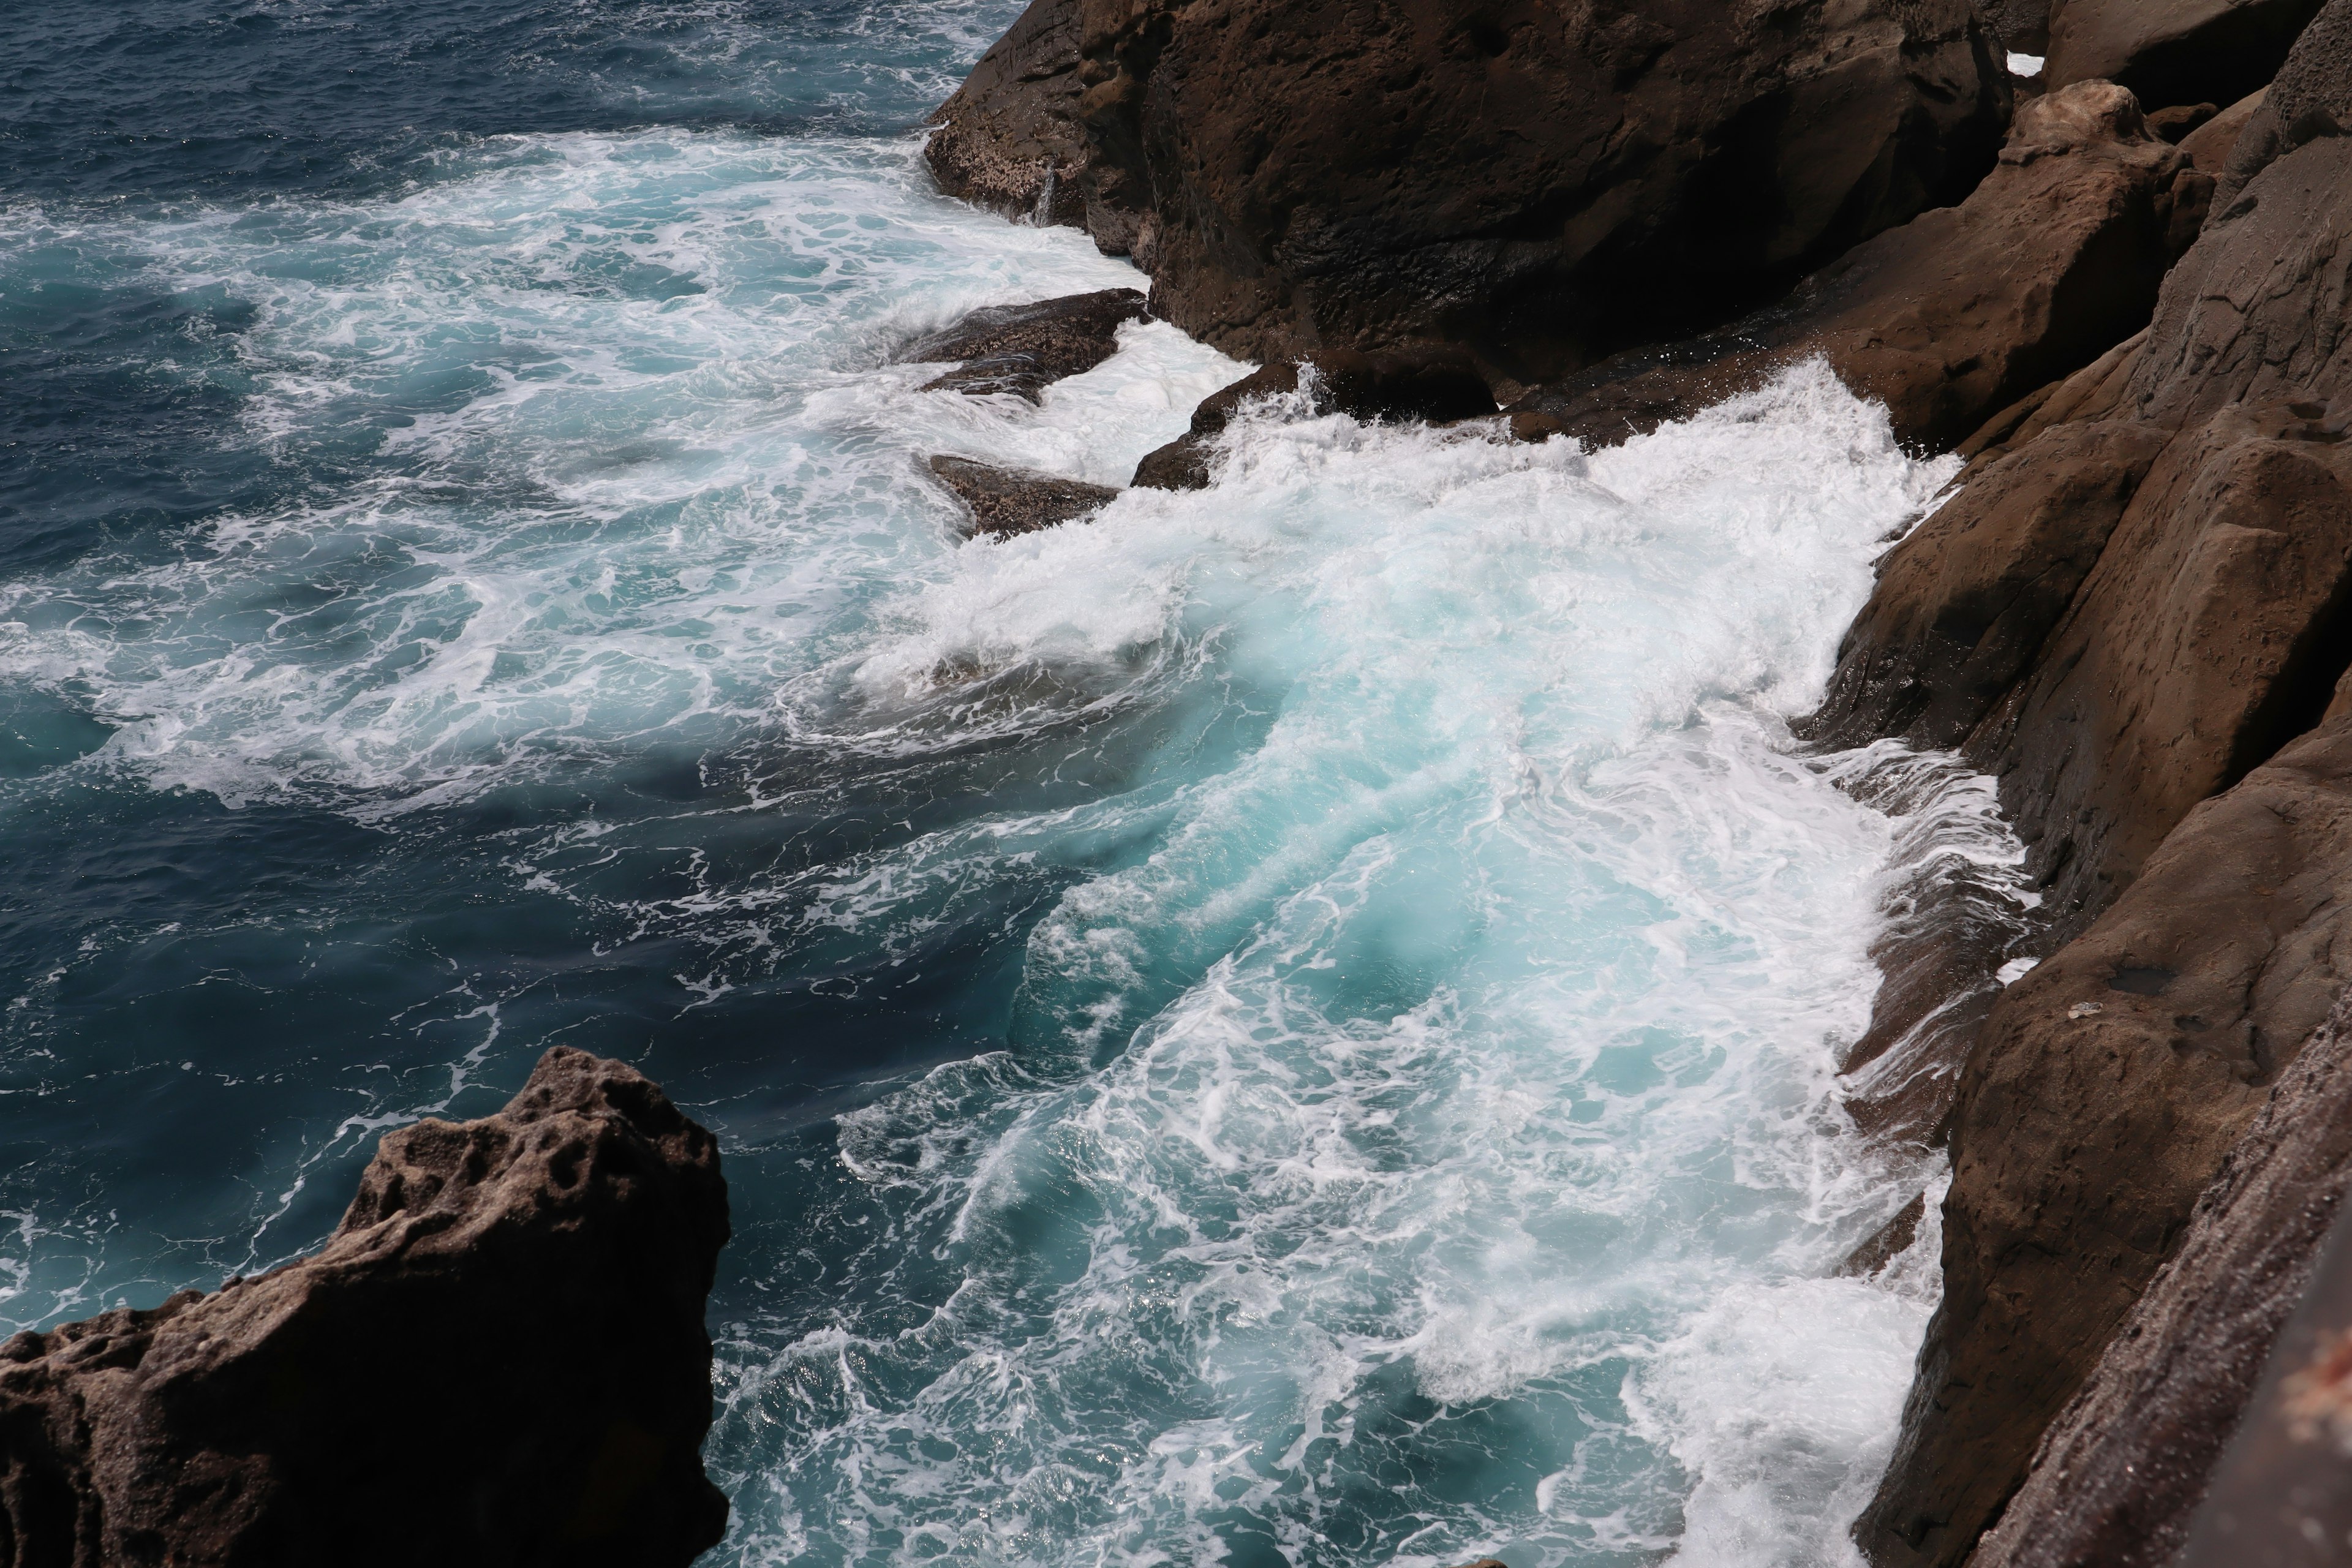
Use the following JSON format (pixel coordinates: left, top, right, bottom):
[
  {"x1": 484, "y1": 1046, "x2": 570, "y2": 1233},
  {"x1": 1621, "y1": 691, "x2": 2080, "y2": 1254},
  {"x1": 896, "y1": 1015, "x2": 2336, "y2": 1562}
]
[
  {"x1": 2209, "y1": 0, "x2": 2352, "y2": 203},
  {"x1": 1969, "y1": 982, "x2": 2352, "y2": 1568},
  {"x1": 0, "y1": 1047, "x2": 731, "y2": 1568},
  {"x1": 907, "y1": 288, "x2": 1148, "y2": 402},
  {"x1": 1509, "y1": 82, "x2": 2194, "y2": 453},
  {"x1": 929, "y1": 0, "x2": 2010, "y2": 384},
  {"x1": 2045, "y1": 0, "x2": 2324, "y2": 111},
  {"x1": 928, "y1": 454, "x2": 1121, "y2": 535}
]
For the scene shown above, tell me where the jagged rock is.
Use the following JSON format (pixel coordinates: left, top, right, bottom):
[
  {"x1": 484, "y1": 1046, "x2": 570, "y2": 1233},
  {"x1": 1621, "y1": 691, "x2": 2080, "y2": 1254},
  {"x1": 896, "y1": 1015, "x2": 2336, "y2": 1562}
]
[
  {"x1": 928, "y1": 0, "x2": 2010, "y2": 384},
  {"x1": 2211, "y1": 0, "x2": 2352, "y2": 203},
  {"x1": 1983, "y1": 0, "x2": 2054, "y2": 53},
  {"x1": 2177, "y1": 85, "x2": 2267, "y2": 168},
  {"x1": 907, "y1": 288, "x2": 1148, "y2": 402},
  {"x1": 922, "y1": 0, "x2": 1090, "y2": 226},
  {"x1": 0, "y1": 1047, "x2": 731, "y2": 1568},
  {"x1": 1131, "y1": 347, "x2": 1493, "y2": 491},
  {"x1": 1969, "y1": 985, "x2": 2352, "y2": 1568},
  {"x1": 2045, "y1": 0, "x2": 2324, "y2": 110},
  {"x1": 1858, "y1": 718, "x2": 2352, "y2": 1565},
  {"x1": 1509, "y1": 83, "x2": 2194, "y2": 453},
  {"x1": 927, "y1": 454, "x2": 1120, "y2": 536}
]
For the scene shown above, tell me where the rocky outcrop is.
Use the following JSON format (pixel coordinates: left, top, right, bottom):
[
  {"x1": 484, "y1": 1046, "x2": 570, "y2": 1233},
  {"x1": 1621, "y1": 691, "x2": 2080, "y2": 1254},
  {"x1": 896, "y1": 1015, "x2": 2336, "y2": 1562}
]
[
  {"x1": 2045, "y1": 0, "x2": 2323, "y2": 113},
  {"x1": 1856, "y1": 717, "x2": 2352, "y2": 1565},
  {"x1": 1967, "y1": 986, "x2": 2352, "y2": 1567},
  {"x1": 928, "y1": 454, "x2": 1120, "y2": 535},
  {"x1": 2176, "y1": 86, "x2": 2266, "y2": 169},
  {"x1": 1981, "y1": 0, "x2": 2053, "y2": 52},
  {"x1": 1508, "y1": 82, "x2": 2197, "y2": 453},
  {"x1": 0, "y1": 1047, "x2": 731, "y2": 1568},
  {"x1": 927, "y1": 0, "x2": 2010, "y2": 384},
  {"x1": 2209, "y1": 0, "x2": 2352, "y2": 203},
  {"x1": 907, "y1": 288, "x2": 1148, "y2": 401},
  {"x1": 1130, "y1": 347, "x2": 1493, "y2": 491}
]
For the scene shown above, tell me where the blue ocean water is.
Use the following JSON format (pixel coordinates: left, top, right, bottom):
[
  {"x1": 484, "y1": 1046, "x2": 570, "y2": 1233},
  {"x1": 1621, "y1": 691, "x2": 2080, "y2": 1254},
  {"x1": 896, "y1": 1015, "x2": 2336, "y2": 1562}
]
[{"x1": 0, "y1": 4, "x2": 2021, "y2": 1564}]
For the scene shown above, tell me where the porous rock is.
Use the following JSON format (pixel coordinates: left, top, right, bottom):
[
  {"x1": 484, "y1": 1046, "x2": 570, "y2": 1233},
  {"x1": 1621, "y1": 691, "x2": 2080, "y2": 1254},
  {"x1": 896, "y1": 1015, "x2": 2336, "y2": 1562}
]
[
  {"x1": 2045, "y1": 0, "x2": 2324, "y2": 112},
  {"x1": 1132, "y1": 347, "x2": 1493, "y2": 491},
  {"x1": 2207, "y1": 0, "x2": 2352, "y2": 205},
  {"x1": 928, "y1": 454, "x2": 1121, "y2": 536},
  {"x1": 907, "y1": 288, "x2": 1148, "y2": 402},
  {"x1": 1509, "y1": 82, "x2": 2193, "y2": 454},
  {"x1": 1969, "y1": 985, "x2": 2352, "y2": 1568},
  {"x1": 929, "y1": 0, "x2": 2010, "y2": 384},
  {"x1": 0, "y1": 1046, "x2": 732, "y2": 1568}
]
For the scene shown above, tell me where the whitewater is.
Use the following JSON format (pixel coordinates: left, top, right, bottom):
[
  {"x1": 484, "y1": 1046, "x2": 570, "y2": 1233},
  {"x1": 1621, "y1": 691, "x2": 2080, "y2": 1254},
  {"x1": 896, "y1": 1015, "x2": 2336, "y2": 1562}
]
[{"x1": 0, "y1": 4, "x2": 2029, "y2": 1562}]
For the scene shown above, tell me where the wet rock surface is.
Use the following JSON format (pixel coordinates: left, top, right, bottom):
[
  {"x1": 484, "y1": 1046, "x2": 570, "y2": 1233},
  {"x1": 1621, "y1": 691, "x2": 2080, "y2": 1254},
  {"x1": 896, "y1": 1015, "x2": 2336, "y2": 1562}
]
[
  {"x1": 907, "y1": 288, "x2": 1147, "y2": 402},
  {"x1": 1509, "y1": 82, "x2": 2195, "y2": 454},
  {"x1": 928, "y1": 454, "x2": 1120, "y2": 536},
  {"x1": 0, "y1": 1047, "x2": 731, "y2": 1568},
  {"x1": 927, "y1": 0, "x2": 2008, "y2": 383},
  {"x1": 1970, "y1": 986, "x2": 2352, "y2": 1567},
  {"x1": 1132, "y1": 348, "x2": 1492, "y2": 491}
]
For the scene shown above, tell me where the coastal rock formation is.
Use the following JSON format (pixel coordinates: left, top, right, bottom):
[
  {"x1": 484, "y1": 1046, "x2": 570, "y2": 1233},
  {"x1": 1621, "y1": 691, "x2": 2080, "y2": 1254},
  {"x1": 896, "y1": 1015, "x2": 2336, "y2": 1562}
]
[
  {"x1": 927, "y1": 454, "x2": 1121, "y2": 535},
  {"x1": 1131, "y1": 347, "x2": 1493, "y2": 491},
  {"x1": 1969, "y1": 987, "x2": 2352, "y2": 1567},
  {"x1": 1857, "y1": 718, "x2": 2352, "y2": 1563},
  {"x1": 2210, "y1": 0, "x2": 2352, "y2": 203},
  {"x1": 2176, "y1": 85, "x2": 2266, "y2": 168},
  {"x1": 0, "y1": 1047, "x2": 731, "y2": 1568},
  {"x1": 1509, "y1": 81, "x2": 2196, "y2": 452},
  {"x1": 929, "y1": 0, "x2": 2010, "y2": 383},
  {"x1": 907, "y1": 288, "x2": 1148, "y2": 401},
  {"x1": 2045, "y1": 0, "x2": 2324, "y2": 112}
]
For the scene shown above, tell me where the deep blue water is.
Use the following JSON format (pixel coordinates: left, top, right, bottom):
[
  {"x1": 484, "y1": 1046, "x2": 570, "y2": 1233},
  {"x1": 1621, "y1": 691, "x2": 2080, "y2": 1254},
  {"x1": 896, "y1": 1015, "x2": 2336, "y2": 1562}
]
[{"x1": 0, "y1": 5, "x2": 1999, "y2": 1564}]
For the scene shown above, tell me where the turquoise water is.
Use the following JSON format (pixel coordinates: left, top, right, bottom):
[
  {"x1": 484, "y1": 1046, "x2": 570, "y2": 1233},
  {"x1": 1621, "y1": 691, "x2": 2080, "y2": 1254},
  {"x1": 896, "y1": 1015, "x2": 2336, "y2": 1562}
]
[{"x1": 1, "y1": 3, "x2": 2015, "y2": 1562}]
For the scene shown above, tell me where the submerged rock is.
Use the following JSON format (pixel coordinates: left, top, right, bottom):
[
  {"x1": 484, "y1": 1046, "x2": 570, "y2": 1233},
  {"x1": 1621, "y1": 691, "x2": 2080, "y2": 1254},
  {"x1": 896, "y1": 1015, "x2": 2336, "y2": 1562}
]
[
  {"x1": 927, "y1": 454, "x2": 1120, "y2": 537},
  {"x1": 0, "y1": 1047, "x2": 731, "y2": 1568},
  {"x1": 1131, "y1": 348, "x2": 1493, "y2": 491},
  {"x1": 927, "y1": 0, "x2": 2008, "y2": 384},
  {"x1": 907, "y1": 287, "x2": 1148, "y2": 402},
  {"x1": 1512, "y1": 81, "x2": 2196, "y2": 454}
]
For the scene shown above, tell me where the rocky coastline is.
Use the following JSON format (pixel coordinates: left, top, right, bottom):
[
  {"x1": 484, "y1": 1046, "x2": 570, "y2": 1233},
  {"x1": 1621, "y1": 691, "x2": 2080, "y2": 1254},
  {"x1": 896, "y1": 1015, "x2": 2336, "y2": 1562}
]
[
  {"x1": 924, "y1": 0, "x2": 2352, "y2": 1559},
  {"x1": 0, "y1": 1049, "x2": 731, "y2": 1567}
]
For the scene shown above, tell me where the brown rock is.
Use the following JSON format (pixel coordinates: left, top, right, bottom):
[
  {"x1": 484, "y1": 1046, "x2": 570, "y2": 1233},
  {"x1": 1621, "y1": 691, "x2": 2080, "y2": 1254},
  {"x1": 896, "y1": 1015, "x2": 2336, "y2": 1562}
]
[
  {"x1": 2145, "y1": 100, "x2": 2218, "y2": 141},
  {"x1": 1131, "y1": 347, "x2": 1492, "y2": 491},
  {"x1": 0, "y1": 1047, "x2": 731, "y2": 1568},
  {"x1": 930, "y1": 0, "x2": 2010, "y2": 384},
  {"x1": 927, "y1": 454, "x2": 1121, "y2": 536},
  {"x1": 2045, "y1": 0, "x2": 2324, "y2": 110},
  {"x1": 908, "y1": 288, "x2": 1148, "y2": 402},
  {"x1": 2176, "y1": 85, "x2": 2267, "y2": 169},
  {"x1": 1970, "y1": 399, "x2": 2352, "y2": 943},
  {"x1": 1509, "y1": 83, "x2": 2191, "y2": 454},
  {"x1": 1983, "y1": 0, "x2": 2055, "y2": 53},
  {"x1": 1970, "y1": 987, "x2": 2352, "y2": 1568},
  {"x1": 923, "y1": 0, "x2": 1091, "y2": 225},
  {"x1": 1856, "y1": 717, "x2": 2352, "y2": 1566},
  {"x1": 2209, "y1": 0, "x2": 2352, "y2": 204}
]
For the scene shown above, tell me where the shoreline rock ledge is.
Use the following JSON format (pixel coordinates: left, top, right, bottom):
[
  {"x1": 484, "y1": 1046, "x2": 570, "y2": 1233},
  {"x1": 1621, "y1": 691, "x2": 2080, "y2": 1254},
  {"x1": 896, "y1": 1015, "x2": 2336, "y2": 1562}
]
[{"x1": 0, "y1": 1047, "x2": 731, "y2": 1568}]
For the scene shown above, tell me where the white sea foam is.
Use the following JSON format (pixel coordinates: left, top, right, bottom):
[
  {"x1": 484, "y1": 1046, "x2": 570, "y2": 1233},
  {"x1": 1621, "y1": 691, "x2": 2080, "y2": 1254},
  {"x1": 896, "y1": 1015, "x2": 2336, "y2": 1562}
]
[{"x1": 1, "y1": 126, "x2": 2010, "y2": 1567}]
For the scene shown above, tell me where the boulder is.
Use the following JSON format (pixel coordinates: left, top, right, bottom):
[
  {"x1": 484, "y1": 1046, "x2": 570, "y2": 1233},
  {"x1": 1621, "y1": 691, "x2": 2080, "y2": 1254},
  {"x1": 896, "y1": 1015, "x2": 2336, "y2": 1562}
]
[
  {"x1": 1509, "y1": 82, "x2": 2194, "y2": 453},
  {"x1": 2045, "y1": 0, "x2": 2325, "y2": 110},
  {"x1": 0, "y1": 1047, "x2": 732, "y2": 1568},
  {"x1": 1969, "y1": 984, "x2": 2352, "y2": 1568},
  {"x1": 1983, "y1": 0, "x2": 2054, "y2": 53},
  {"x1": 1131, "y1": 347, "x2": 1493, "y2": 491},
  {"x1": 929, "y1": 0, "x2": 2011, "y2": 384},
  {"x1": 907, "y1": 288, "x2": 1148, "y2": 402},
  {"x1": 927, "y1": 454, "x2": 1121, "y2": 535},
  {"x1": 2176, "y1": 85, "x2": 2267, "y2": 168},
  {"x1": 1855, "y1": 717, "x2": 2352, "y2": 1566}
]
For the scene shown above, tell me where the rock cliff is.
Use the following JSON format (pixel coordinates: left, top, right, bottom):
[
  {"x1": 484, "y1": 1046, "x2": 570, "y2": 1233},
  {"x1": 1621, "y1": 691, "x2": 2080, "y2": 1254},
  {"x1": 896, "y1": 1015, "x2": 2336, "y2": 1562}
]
[{"x1": 0, "y1": 1047, "x2": 731, "y2": 1568}]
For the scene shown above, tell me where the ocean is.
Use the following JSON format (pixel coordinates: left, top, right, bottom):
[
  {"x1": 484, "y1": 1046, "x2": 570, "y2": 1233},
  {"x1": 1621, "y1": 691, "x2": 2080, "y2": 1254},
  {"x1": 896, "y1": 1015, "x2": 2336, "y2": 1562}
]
[{"x1": 0, "y1": 2, "x2": 2021, "y2": 1562}]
